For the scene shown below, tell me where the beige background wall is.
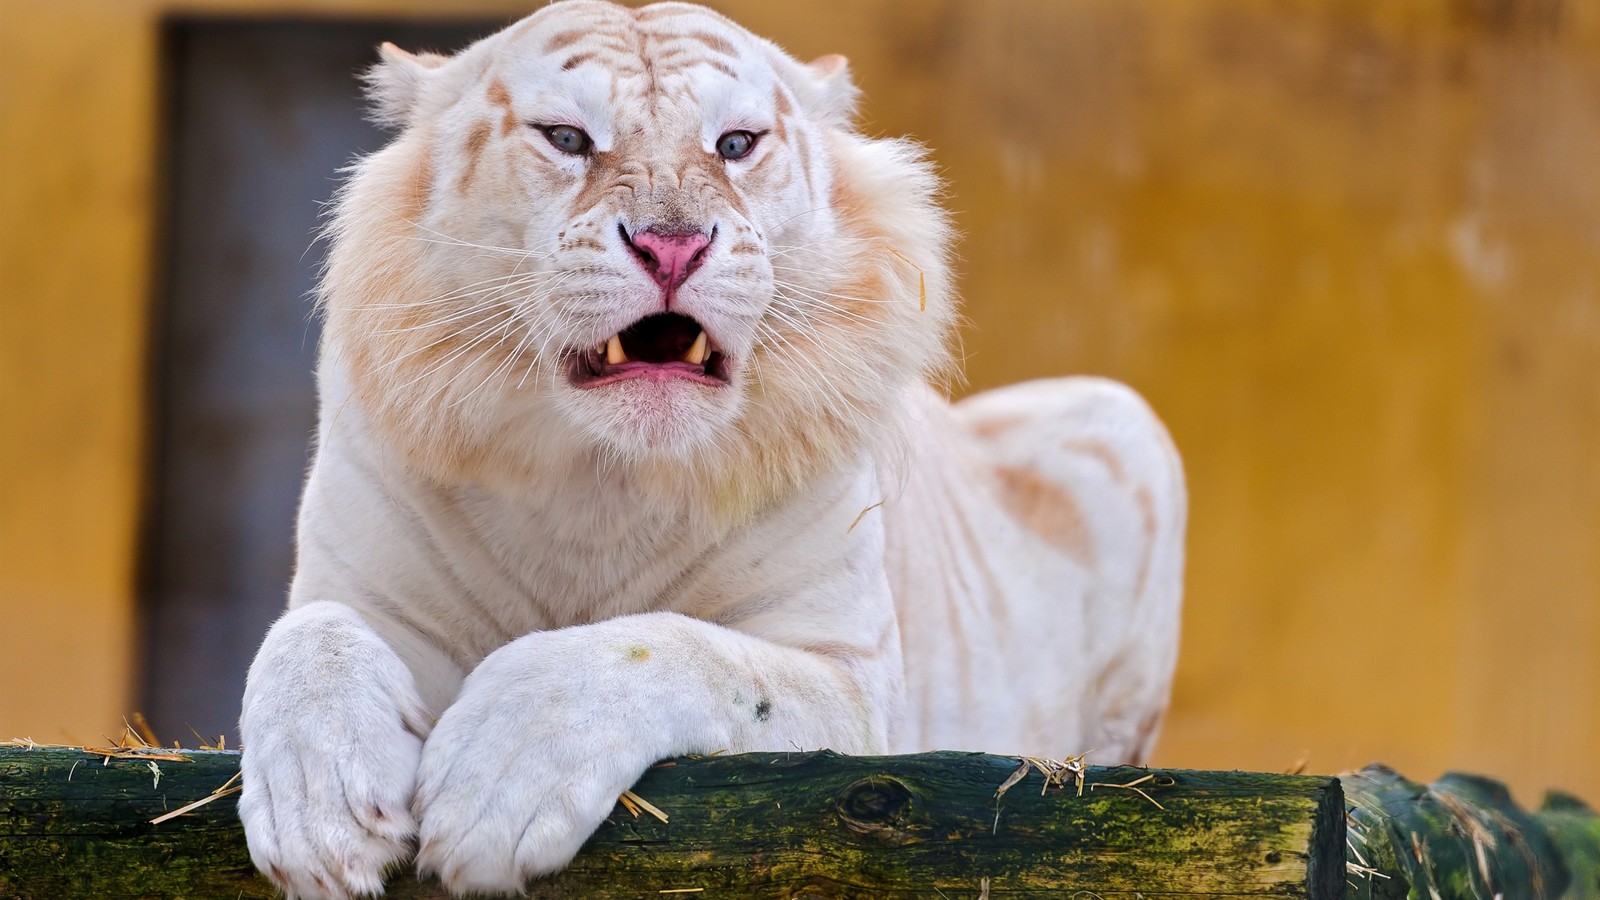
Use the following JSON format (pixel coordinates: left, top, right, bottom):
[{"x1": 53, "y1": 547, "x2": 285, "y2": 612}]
[{"x1": 3, "y1": 0, "x2": 1597, "y2": 802}]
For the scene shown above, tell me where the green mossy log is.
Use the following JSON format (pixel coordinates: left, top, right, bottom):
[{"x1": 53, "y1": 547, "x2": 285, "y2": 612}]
[
  {"x1": 1, "y1": 747, "x2": 1343, "y2": 898},
  {"x1": 1342, "y1": 764, "x2": 1600, "y2": 900},
  {"x1": 8, "y1": 748, "x2": 1595, "y2": 899}
]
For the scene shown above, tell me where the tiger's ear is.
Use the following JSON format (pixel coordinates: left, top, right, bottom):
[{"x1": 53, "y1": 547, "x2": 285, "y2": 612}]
[
  {"x1": 363, "y1": 42, "x2": 450, "y2": 128},
  {"x1": 803, "y1": 53, "x2": 860, "y2": 125}
]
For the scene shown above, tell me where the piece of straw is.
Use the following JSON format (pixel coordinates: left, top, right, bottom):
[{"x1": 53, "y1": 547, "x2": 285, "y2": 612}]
[
  {"x1": 149, "y1": 771, "x2": 243, "y2": 826},
  {"x1": 621, "y1": 789, "x2": 668, "y2": 823}
]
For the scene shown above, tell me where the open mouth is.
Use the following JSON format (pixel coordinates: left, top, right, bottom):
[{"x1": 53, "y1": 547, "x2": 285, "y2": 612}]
[{"x1": 569, "y1": 313, "x2": 730, "y2": 387}]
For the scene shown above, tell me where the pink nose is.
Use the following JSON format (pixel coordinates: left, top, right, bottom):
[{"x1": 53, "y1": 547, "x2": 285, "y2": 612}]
[{"x1": 627, "y1": 227, "x2": 713, "y2": 293}]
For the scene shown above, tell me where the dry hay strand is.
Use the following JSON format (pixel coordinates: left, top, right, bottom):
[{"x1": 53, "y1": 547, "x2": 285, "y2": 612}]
[
  {"x1": 129, "y1": 712, "x2": 161, "y2": 748},
  {"x1": 995, "y1": 750, "x2": 1096, "y2": 802},
  {"x1": 2, "y1": 735, "x2": 191, "y2": 764},
  {"x1": 846, "y1": 499, "x2": 886, "y2": 534},
  {"x1": 621, "y1": 789, "x2": 669, "y2": 823},
  {"x1": 1284, "y1": 750, "x2": 1311, "y2": 776},
  {"x1": 1344, "y1": 814, "x2": 1392, "y2": 886},
  {"x1": 149, "y1": 770, "x2": 243, "y2": 826},
  {"x1": 884, "y1": 246, "x2": 927, "y2": 312},
  {"x1": 1089, "y1": 772, "x2": 1167, "y2": 810},
  {"x1": 4, "y1": 709, "x2": 229, "y2": 762},
  {"x1": 993, "y1": 750, "x2": 1098, "y2": 833},
  {"x1": 993, "y1": 750, "x2": 1174, "y2": 831}
]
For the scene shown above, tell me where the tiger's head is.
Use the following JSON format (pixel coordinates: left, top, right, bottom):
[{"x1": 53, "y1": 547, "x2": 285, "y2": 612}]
[{"x1": 324, "y1": 0, "x2": 953, "y2": 508}]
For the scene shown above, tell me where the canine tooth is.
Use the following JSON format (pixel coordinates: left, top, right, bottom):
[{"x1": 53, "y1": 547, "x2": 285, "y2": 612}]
[
  {"x1": 606, "y1": 335, "x2": 627, "y2": 365},
  {"x1": 684, "y1": 330, "x2": 709, "y2": 366}
]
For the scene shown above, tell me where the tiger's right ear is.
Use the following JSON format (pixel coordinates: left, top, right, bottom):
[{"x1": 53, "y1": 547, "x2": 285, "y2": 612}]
[
  {"x1": 363, "y1": 42, "x2": 450, "y2": 128},
  {"x1": 803, "y1": 54, "x2": 860, "y2": 125}
]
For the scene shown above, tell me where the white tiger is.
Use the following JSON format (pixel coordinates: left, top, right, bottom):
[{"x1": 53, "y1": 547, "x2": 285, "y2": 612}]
[{"x1": 238, "y1": 2, "x2": 1186, "y2": 897}]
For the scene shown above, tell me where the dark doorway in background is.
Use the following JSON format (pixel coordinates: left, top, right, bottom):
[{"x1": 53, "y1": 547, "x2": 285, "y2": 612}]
[{"x1": 141, "y1": 18, "x2": 501, "y2": 743}]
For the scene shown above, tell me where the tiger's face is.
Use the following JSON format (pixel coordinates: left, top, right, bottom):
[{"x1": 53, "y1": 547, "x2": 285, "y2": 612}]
[{"x1": 325, "y1": 0, "x2": 952, "y2": 500}]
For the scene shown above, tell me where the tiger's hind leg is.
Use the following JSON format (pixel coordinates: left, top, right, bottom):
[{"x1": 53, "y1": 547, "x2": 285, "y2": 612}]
[{"x1": 953, "y1": 376, "x2": 1187, "y2": 764}]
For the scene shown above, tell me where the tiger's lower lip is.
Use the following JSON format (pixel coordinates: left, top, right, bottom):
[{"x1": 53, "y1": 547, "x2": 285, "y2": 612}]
[
  {"x1": 572, "y1": 360, "x2": 729, "y2": 388},
  {"x1": 568, "y1": 312, "x2": 730, "y2": 387}
]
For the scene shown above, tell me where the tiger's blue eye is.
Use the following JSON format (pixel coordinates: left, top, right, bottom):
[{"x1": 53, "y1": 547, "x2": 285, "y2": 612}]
[
  {"x1": 541, "y1": 125, "x2": 592, "y2": 155},
  {"x1": 716, "y1": 130, "x2": 757, "y2": 161}
]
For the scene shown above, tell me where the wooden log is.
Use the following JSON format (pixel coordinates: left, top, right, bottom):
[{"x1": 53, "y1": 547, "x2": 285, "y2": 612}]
[
  {"x1": 1343, "y1": 764, "x2": 1600, "y2": 900},
  {"x1": 0, "y1": 746, "x2": 1344, "y2": 898},
  {"x1": 1540, "y1": 791, "x2": 1600, "y2": 900}
]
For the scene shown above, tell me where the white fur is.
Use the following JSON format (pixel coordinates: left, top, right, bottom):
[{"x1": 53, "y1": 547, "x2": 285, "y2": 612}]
[{"x1": 239, "y1": 3, "x2": 1185, "y2": 897}]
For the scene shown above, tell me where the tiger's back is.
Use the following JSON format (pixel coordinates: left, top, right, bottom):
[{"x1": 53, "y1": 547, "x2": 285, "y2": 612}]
[{"x1": 888, "y1": 378, "x2": 1185, "y2": 761}]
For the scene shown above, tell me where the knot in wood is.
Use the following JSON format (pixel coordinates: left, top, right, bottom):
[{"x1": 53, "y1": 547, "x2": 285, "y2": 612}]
[{"x1": 837, "y1": 777, "x2": 913, "y2": 837}]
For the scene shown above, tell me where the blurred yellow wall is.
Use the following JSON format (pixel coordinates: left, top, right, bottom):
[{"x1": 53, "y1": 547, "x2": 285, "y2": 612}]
[{"x1": 3, "y1": 0, "x2": 1597, "y2": 802}]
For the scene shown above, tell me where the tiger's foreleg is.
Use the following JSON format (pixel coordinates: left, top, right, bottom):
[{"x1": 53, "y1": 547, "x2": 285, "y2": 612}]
[
  {"x1": 410, "y1": 606, "x2": 900, "y2": 894},
  {"x1": 239, "y1": 601, "x2": 453, "y2": 900}
]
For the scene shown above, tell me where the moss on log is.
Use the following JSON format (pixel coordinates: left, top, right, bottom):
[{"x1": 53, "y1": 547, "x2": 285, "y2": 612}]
[
  {"x1": 1, "y1": 746, "x2": 1342, "y2": 898},
  {"x1": 1343, "y1": 764, "x2": 1600, "y2": 900}
]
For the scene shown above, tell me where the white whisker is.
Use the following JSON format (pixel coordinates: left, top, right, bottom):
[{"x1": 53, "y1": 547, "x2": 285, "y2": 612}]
[
  {"x1": 360, "y1": 270, "x2": 567, "y2": 312},
  {"x1": 396, "y1": 217, "x2": 555, "y2": 259},
  {"x1": 761, "y1": 306, "x2": 868, "y2": 378},
  {"x1": 388, "y1": 306, "x2": 522, "y2": 387},
  {"x1": 453, "y1": 325, "x2": 536, "y2": 409},
  {"x1": 752, "y1": 320, "x2": 863, "y2": 426},
  {"x1": 771, "y1": 289, "x2": 901, "y2": 331},
  {"x1": 770, "y1": 276, "x2": 901, "y2": 306},
  {"x1": 434, "y1": 330, "x2": 519, "y2": 407},
  {"x1": 767, "y1": 234, "x2": 878, "y2": 259}
]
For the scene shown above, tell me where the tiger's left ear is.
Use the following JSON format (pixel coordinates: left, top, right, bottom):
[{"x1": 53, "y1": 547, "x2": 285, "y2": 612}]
[
  {"x1": 804, "y1": 54, "x2": 860, "y2": 124},
  {"x1": 363, "y1": 42, "x2": 450, "y2": 128}
]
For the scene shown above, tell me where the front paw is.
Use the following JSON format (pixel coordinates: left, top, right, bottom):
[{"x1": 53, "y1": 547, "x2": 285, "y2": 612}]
[
  {"x1": 413, "y1": 637, "x2": 659, "y2": 895},
  {"x1": 239, "y1": 603, "x2": 433, "y2": 899}
]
